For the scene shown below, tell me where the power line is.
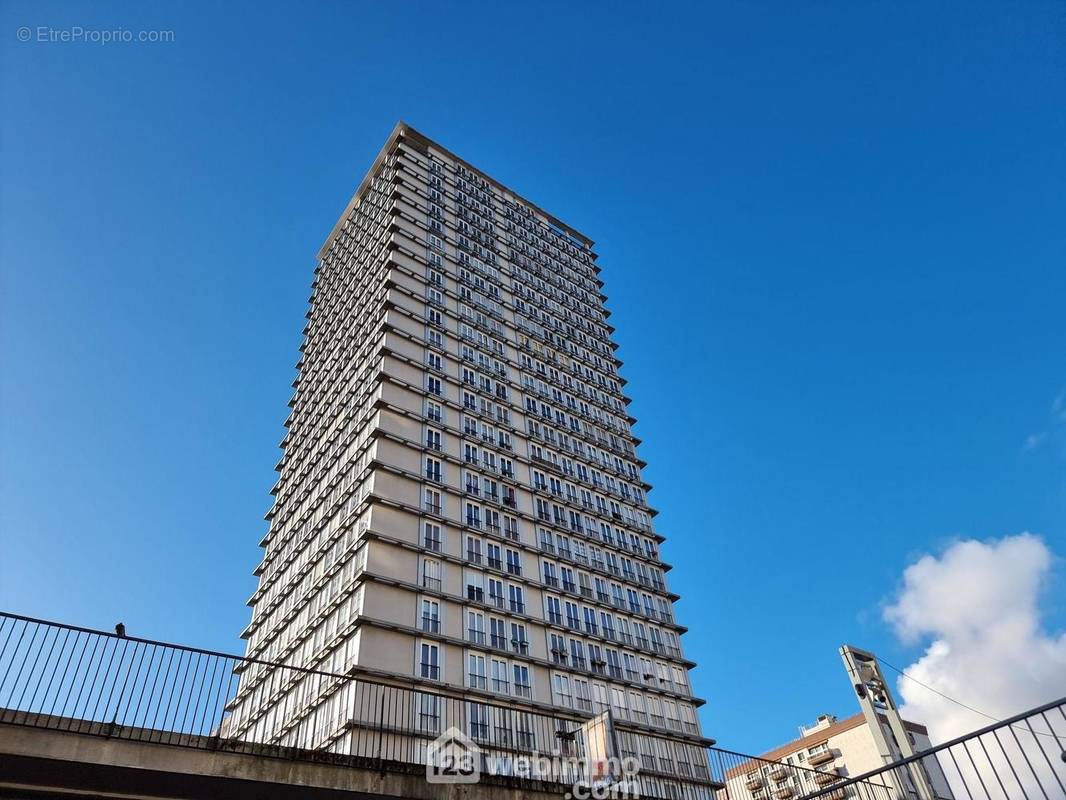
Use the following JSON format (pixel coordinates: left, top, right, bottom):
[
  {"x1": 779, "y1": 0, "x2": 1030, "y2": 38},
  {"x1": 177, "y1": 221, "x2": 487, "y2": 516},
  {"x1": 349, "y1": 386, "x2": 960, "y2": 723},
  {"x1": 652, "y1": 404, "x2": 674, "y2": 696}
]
[
  {"x1": 878, "y1": 658, "x2": 1004, "y2": 723},
  {"x1": 878, "y1": 656, "x2": 1063, "y2": 741}
]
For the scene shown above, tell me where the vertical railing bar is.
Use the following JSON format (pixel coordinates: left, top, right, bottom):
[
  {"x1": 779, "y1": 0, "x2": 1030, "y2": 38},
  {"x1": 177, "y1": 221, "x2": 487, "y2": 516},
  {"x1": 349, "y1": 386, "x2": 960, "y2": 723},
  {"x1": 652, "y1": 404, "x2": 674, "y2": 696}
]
[
  {"x1": 162, "y1": 647, "x2": 190, "y2": 743},
  {"x1": 148, "y1": 645, "x2": 177, "y2": 737},
  {"x1": 991, "y1": 727, "x2": 1031, "y2": 800},
  {"x1": 1023, "y1": 717, "x2": 1066, "y2": 795},
  {"x1": 97, "y1": 637, "x2": 133, "y2": 731},
  {"x1": 46, "y1": 629, "x2": 83, "y2": 721},
  {"x1": 0, "y1": 619, "x2": 30, "y2": 710},
  {"x1": 1005, "y1": 722, "x2": 1050, "y2": 800},
  {"x1": 265, "y1": 665, "x2": 281, "y2": 750},
  {"x1": 28, "y1": 622, "x2": 68, "y2": 716},
  {"x1": 0, "y1": 617, "x2": 17, "y2": 714},
  {"x1": 0, "y1": 615, "x2": 17, "y2": 664},
  {"x1": 975, "y1": 732, "x2": 1011, "y2": 799},
  {"x1": 117, "y1": 640, "x2": 151, "y2": 734},
  {"x1": 946, "y1": 742, "x2": 977, "y2": 800},
  {"x1": 25, "y1": 625, "x2": 65, "y2": 718},
  {"x1": 213, "y1": 664, "x2": 238, "y2": 740},
  {"x1": 128, "y1": 643, "x2": 159, "y2": 732},
  {"x1": 84, "y1": 635, "x2": 121, "y2": 732},
  {"x1": 1038, "y1": 711, "x2": 1066, "y2": 752},
  {"x1": 6, "y1": 622, "x2": 45, "y2": 721},
  {"x1": 197, "y1": 656, "x2": 225, "y2": 738},
  {"x1": 187, "y1": 651, "x2": 213, "y2": 738},
  {"x1": 374, "y1": 685, "x2": 385, "y2": 767},
  {"x1": 108, "y1": 640, "x2": 142, "y2": 730},
  {"x1": 178, "y1": 649, "x2": 206, "y2": 740},
  {"x1": 65, "y1": 632, "x2": 103, "y2": 733},
  {"x1": 961, "y1": 739, "x2": 994, "y2": 800}
]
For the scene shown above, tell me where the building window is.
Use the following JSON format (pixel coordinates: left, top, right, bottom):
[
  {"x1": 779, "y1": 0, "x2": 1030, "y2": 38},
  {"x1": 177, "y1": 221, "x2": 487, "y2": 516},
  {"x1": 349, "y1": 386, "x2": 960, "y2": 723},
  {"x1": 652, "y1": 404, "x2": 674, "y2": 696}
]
[
  {"x1": 420, "y1": 643, "x2": 440, "y2": 680},
  {"x1": 466, "y1": 503, "x2": 481, "y2": 528},
  {"x1": 513, "y1": 664, "x2": 531, "y2": 698},
  {"x1": 468, "y1": 702, "x2": 489, "y2": 741},
  {"x1": 506, "y1": 549, "x2": 522, "y2": 576},
  {"x1": 467, "y1": 611, "x2": 486, "y2": 645},
  {"x1": 468, "y1": 653, "x2": 487, "y2": 690},
  {"x1": 425, "y1": 401, "x2": 443, "y2": 423},
  {"x1": 511, "y1": 623, "x2": 529, "y2": 655},
  {"x1": 425, "y1": 457, "x2": 442, "y2": 483},
  {"x1": 491, "y1": 658, "x2": 510, "y2": 694},
  {"x1": 490, "y1": 617, "x2": 508, "y2": 649},
  {"x1": 423, "y1": 522, "x2": 441, "y2": 552},
  {"x1": 466, "y1": 536, "x2": 483, "y2": 564},
  {"x1": 553, "y1": 673, "x2": 572, "y2": 708},
  {"x1": 546, "y1": 596, "x2": 562, "y2": 625},
  {"x1": 416, "y1": 692, "x2": 440, "y2": 734},
  {"x1": 421, "y1": 559, "x2": 441, "y2": 592},
  {"x1": 487, "y1": 577, "x2": 504, "y2": 608},
  {"x1": 424, "y1": 489, "x2": 442, "y2": 515},
  {"x1": 509, "y1": 584, "x2": 524, "y2": 614},
  {"x1": 421, "y1": 599, "x2": 440, "y2": 633}
]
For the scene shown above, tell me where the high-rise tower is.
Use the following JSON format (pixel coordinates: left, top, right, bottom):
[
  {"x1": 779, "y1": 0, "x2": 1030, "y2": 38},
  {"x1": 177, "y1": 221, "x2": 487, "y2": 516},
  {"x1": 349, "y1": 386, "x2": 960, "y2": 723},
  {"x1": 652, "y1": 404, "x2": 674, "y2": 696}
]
[{"x1": 226, "y1": 122, "x2": 711, "y2": 795}]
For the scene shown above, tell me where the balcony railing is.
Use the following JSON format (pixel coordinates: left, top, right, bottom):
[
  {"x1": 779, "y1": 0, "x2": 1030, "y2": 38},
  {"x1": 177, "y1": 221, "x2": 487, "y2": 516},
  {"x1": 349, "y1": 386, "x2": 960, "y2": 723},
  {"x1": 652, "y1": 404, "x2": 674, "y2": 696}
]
[
  {"x1": 0, "y1": 611, "x2": 720, "y2": 800},
  {"x1": 794, "y1": 696, "x2": 1066, "y2": 800},
  {"x1": 711, "y1": 691, "x2": 1066, "y2": 800}
]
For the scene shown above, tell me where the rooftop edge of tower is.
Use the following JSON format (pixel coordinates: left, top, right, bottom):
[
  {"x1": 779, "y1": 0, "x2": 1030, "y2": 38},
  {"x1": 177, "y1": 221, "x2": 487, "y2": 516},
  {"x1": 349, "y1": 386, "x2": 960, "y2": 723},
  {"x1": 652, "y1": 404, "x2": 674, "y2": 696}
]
[{"x1": 317, "y1": 121, "x2": 596, "y2": 262}]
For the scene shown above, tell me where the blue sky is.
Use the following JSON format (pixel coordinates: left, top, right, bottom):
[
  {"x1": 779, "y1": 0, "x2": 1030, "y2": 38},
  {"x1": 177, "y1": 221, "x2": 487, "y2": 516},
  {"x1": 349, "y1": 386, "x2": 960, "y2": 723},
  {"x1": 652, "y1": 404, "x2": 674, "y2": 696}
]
[{"x1": 1, "y1": 1, "x2": 1064, "y2": 753}]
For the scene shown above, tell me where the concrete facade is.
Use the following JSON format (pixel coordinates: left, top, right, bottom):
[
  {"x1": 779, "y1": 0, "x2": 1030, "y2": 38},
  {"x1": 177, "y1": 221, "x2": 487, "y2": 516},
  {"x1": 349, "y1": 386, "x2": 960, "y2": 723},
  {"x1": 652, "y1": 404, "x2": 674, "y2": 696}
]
[
  {"x1": 223, "y1": 123, "x2": 711, "y2": 795},
  {"x1": 0, "y1": 722, "x2": 566, "y2": 800}
]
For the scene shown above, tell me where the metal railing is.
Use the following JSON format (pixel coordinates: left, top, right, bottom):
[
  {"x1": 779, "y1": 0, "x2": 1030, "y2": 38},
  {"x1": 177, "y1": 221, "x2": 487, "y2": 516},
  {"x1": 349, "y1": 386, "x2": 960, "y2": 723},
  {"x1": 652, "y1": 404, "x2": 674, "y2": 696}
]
[
  {"x1": 795, "y1": 697, "x2": 1066, "y2": 800},
  {"x1": 0, "y1": 611, "x2": 719, "y2": 800},
  {"x1": 710, "y1": 745, "x2": 898, "y2": 800},
  {"x1": 710, "y1": 699, "x2": 1066, "y2": 800}
]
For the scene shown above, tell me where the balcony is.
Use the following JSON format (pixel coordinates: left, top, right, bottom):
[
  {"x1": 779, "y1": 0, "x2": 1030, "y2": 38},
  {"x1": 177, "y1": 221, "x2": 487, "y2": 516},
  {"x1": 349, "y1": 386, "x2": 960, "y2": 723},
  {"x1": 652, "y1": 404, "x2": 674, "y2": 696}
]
[
  {"x1": 808, "y1": 749, "x2": 835, "y2": 766},
  {"x1": 813, "y1": 769, "x2": 840, "y2": 786},
  {"x1": 773, "y1": 788, "x2": 794, "y2": 800},
  {"x1": 769, "y1": 766, "x2": 788, "y2": 781},
  {"x1": 744, "y1": 773, "x2": 763, "y2": 790}
]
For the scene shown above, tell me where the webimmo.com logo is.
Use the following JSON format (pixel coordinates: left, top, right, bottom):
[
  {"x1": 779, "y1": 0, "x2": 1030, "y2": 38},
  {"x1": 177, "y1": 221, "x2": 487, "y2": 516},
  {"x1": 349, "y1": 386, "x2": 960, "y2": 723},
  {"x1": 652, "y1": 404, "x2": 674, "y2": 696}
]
[
  {"x1": 426, "y1": 729, "x2": 642, "y2": 797},
  {"x1": 426, "y1": 727, "x2": 480, "y2": 784},
  {"x1": 564, "y1": 756, "x2": 642, "y2": 800}
]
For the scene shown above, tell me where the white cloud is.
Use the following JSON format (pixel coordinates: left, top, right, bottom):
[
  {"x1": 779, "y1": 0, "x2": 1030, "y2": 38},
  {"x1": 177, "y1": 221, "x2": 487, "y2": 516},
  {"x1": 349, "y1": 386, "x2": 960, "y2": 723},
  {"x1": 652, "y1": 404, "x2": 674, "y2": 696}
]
[
  {"x1": 1024, "y1": 432, "x2": 1048, "y2": 450},
  {"x1": 884, "y1": 533, "x2": 1066, "y2": 743},
  {"x1": 1024, "y1": 390, "x2": 1066, "y2": 452},
  {"x1": 1055, "y1": 391, "x2": 1066, "y2": 424}
]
